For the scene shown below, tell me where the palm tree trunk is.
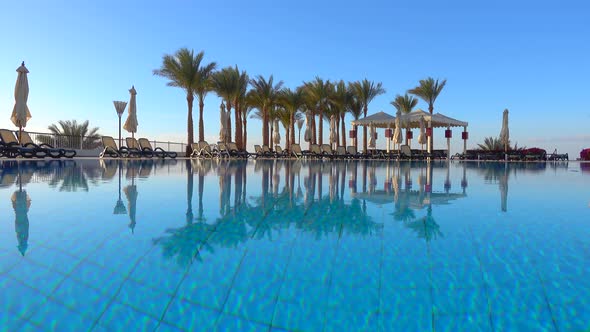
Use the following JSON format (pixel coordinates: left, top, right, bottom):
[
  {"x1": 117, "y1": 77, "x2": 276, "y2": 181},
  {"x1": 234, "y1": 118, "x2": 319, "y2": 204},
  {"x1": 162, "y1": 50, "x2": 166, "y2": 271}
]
[
  {"x1": 311, "y1": 110, "x2": 316, "y2": 144},
  {"x1": 429, "y1": 105, "x2": 434, "y2": 151},
  {"x1": 335, "y1": 116, "x2": 340, "y2": 148},
  {"x1": 290, "y1": 112, "x2": 295, "y2": 151},
  {"x1": 341, "y1": 113, "x2": 346, "y2": 147},
  {"x1": 262, "y1": 107, "x2": 269, "y2": 147},
  {"x1": 186, "y1": 93, "x2": 194, "y2": 157},
  {"x1": 226, "y1": 102, "x2": 232, "y2": 144},
  {"x1": 353, "y1": 124, "x2": 358, "y2": 150},
  {"x1": 270, "y1": 123, "x2": 274, "y2": 151},
  {"x1": 318, "y1": 108, "x2": 323, "y2": 145},
  {"x1": 198, "y1": 95, "x2": 205, "y2": 143},
  {"x1": 243, "y1": 117, "x2": 248, "y2": 150},
  {"x1": 362, "y1": 106, "x2": 368, "y2": 153},
  {"x1": 234, "y1": 101, "x2": 242, "y2": 148}
]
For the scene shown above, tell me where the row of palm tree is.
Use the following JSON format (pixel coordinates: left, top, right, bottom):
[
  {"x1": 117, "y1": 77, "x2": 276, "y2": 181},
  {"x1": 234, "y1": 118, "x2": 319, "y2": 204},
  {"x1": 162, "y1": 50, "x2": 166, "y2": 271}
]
[{"x1": 153, "y1": 48, "x2": 446, "y2": 156}]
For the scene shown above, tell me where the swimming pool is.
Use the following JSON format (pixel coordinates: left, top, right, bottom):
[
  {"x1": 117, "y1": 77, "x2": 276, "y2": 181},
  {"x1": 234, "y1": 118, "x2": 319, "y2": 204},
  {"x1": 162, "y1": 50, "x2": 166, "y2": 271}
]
[{"x1": 0, "y1": 159, "x2": 588, "y2": 331}]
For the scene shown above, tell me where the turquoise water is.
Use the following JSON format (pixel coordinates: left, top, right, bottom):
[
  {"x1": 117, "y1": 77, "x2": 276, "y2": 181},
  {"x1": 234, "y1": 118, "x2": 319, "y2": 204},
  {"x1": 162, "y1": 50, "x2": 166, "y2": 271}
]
[{"x1": 0, "y1": 159, "x2": 588, "y2": 331}]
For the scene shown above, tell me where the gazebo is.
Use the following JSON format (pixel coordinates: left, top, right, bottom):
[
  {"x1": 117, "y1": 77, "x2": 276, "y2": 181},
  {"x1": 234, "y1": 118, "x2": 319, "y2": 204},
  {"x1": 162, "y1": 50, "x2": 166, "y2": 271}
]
[{"x1": 352, "y1": 110, "x2": 469, "y2": 157}]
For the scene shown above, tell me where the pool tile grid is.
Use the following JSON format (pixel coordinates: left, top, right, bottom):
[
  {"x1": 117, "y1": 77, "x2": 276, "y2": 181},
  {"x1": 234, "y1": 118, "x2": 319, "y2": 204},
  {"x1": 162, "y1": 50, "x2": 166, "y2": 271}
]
[
  {"x1": 137, "y1": 186, "x2": 309, "y2": 331},
  {"x1": 0, "y1": 183, "x2": 588, "y2": 331}
]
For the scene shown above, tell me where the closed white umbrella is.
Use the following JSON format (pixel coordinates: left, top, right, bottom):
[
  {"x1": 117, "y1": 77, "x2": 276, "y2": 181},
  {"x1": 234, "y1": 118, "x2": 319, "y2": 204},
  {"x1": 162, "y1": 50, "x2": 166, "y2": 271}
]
[
  {"x1": 369, "y1": 122, "x2": 376, "y2": 148},
  {"x1": 393, "y1": 111, "x2": 402, "y2": 149},
  {"x1": 418, "y1": 116, "x2": 427, "y2": 150},
  {"x1": 297, "y1": 119, "x2": 304, "y2": 144},
  {"x1": 123, "y1": 86, "x2": 138, "y2": 139},
  {"x1": 11, "y1": 62, "x2": 31, "y2": 140},
  {"x1": 219, "y1": 103, "x2": 228, "y2": 143},
  {"x1": 304, "y1": 111, "x2": 312, "y2": 142},
  {"x1": 329, "y1": 115, "x2": 337, "y2": 146},
  {"x1": 273, "y1": 119, "x2": 281, "y2": 145},
  {"x1": 499, "y1": 109, "x2": 510, "y2": 154}
]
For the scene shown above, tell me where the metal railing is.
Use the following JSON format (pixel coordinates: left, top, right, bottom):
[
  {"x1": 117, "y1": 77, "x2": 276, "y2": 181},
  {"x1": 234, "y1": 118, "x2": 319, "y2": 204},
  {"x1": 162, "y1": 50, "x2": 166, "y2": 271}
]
[{"x1": 9, "y1": 130, "x2": 187, "y2": 153}]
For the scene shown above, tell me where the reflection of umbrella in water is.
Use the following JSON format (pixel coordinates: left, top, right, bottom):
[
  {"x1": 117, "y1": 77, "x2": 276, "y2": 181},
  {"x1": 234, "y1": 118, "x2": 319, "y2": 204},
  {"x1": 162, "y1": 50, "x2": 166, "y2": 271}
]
[
  {"x1": 499, "y1": 167, "x2": 508, "y2": 212},
  {"x1": 113, "y1": 161, "x2": 127, "y2": 215},
  {"x1": 124, "y1": 181, "x2": 138, "y2": 233},
  {"x1": 11, "y1": 190, "x2": 31, "y2": 256}
]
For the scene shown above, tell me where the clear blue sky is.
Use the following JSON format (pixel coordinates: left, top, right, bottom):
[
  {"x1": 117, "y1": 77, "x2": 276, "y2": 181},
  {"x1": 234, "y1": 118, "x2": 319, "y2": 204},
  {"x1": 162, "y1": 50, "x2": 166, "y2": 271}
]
[{"x1": 1, "y1": 0, "x2": 588, "y2": 156}]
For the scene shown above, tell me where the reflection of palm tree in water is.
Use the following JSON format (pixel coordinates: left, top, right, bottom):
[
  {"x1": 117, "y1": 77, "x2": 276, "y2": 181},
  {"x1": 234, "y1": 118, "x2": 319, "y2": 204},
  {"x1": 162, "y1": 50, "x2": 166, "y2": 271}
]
[
  {"x1": 405, "y1": 205, "x2": 442, "y2": 242},
  {"x1": 155, "y1": 160, "x2": 381, "y2": 266}
]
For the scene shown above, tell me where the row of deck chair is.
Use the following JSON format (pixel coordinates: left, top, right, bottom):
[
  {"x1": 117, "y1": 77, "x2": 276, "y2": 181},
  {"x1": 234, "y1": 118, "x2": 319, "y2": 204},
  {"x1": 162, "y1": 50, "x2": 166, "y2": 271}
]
[
  {"x1": 100, "y1": 136, "x2": 177, "y2": 159},
  {"x1": 190, "y1": 141, "x2": 250, "y2": 158},
  {"x1": 0, "y1": 129, "x2": 77, "y2": 159}
]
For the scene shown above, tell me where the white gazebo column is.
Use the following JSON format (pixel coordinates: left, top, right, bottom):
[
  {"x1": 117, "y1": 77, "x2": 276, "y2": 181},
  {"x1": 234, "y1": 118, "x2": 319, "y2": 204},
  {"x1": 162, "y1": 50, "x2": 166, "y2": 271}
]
[
  {"x1": 446, "y1": 125, "x2": 451, "y2": 161},
  {"x1": 427, "y1": 120, "x2": 432, "y2": 159},
  {"x1": 463, "y1": 125, "x2": 467, "y2": 154},
  {"x1": 386, "y1": 128, "x2": 390, "y2": 153}
]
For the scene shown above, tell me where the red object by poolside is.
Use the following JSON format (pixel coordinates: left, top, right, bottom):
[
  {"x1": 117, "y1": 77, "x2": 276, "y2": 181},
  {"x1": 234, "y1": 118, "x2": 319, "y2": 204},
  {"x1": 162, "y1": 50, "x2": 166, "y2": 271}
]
[
  {"x1": 349, "y1": 130, "x2": 356, "y2": 139},
  {"x1": 348, "y1": 179, "x2": 356, "y2": 188},
  {"x1": 426, "y1": 128, "x2": 432, "y2": 137},
  {"x1": 462, "y1": 131, "x2": 469, "y2": 140},
  {"x1": 385, "y1": 129, "x2": 392, "y2": 138},
  {"x1": 425, "y1": 184, "x2": 432, "y2": 193},
  {"x1": 406, "y1": 131, "x2": 413, "y2": 139},
  {"x1": 445, "y1": 129, "x2": 452, "y2": 138}
]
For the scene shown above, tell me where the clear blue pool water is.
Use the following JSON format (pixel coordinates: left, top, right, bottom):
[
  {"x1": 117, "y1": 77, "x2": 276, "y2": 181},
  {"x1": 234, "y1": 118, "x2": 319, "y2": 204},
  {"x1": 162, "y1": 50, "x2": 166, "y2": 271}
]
[{"x1": 0, "y1": 159, "x2": 589, "y2": 331}]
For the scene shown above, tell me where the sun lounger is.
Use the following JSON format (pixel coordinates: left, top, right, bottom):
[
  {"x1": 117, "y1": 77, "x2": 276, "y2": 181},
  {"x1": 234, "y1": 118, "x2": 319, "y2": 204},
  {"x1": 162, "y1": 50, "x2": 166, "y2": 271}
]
[
  {"x1": 291, "y1": 144, "x2": 306, "y2": 158},
  {"x1": 320, "y1": 144, "x2": 336, "y2": 159},
  {"x1": 309, "y1": 144, "x2": 322, "y2": 158},
  {"x1": 138, "y1": 138, "x2": 177, "y2": 159},
  {"x1": 336, "y1": 146, "x2": 347, "y2": 159},
  {"x1": 100, "y1": 136, "x2": 137, "y2": 158},
  {"x1": 227, "y1": 142, "x2": 250, "y2": 158},
  {"x1": 547, "y1": 149, "x2": 568, "y2": 161},
  {"x1": 126, "y1": 138, "x2": 151, "y2": 158},
  {"x1": 0, "y1": 129, "x2": 46, "y2": 158},
  {"x1": 346, "y1": 146, "x2": 363, "y2": 159},
  {"x1": 262, "y1": 145, "x2": 274, "y2": 157},
  {"x1": 400, "y1": 145, "x2": 425, "y2": 160},
  {"x1": 216, "y1": 142, "x2": 231, "y2": 158},
  {"x1": 191, "y1": 141, "x2": 213, "y2": 158},
  {"x1": 19, "y1": 131, "x2": 76, "y2": 158},
  {"x1": 275, "y1": 145, "x2": 290, "y2": 158}
]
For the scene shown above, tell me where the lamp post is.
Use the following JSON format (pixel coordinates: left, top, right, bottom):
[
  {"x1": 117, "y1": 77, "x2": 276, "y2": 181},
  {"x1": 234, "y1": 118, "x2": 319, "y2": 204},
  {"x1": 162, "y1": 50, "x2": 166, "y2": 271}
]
[{"x1": 113, "y1": 101, "x2": 127, "y2": 147}]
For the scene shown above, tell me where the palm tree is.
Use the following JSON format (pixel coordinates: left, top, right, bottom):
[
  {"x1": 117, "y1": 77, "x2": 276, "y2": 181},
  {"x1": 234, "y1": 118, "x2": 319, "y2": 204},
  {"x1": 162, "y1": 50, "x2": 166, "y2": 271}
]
[
  {"x1": 277, "y1": 87, "x2": 305, "y2": 150},
  {"x1": 328, "y1": 80, "x2": 350, "y2": 148},
  {"x1": 153, "y1": 48, "x2": 214, "y2": 156},
  {"x1": 408, "y1": 77, "x2": 447, "y2": 151},
  {"x1": 347, "y1": 83, "x2": 364, "y2": 150},
  {"x1": 211, "y1": 66, "x2": 240, "y2": 144},
  {"x1": 477, "y1": 137, "x2": 503, "y2": 151},
  {"x1": 303, "y1": 77, "x2": 331, "y2": 145},
  {"x1": 249, "y1": 75, "x2": 283, "y2": 147},
  {"x1": 41, "y1": 120, "x2": 101, "y2": 149},
  {"x1": 194, "y1": 61, "x2": 217, "y2": 143},
  {"x1": 351, "y1": 79, "x2": 386, "y2": 152},
  {"x1": 391, "y1": 94, "x2": 419, "y2": 144},
  {"x1": 233, "y1": 70, "x2": 249, "y2": 149}
]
